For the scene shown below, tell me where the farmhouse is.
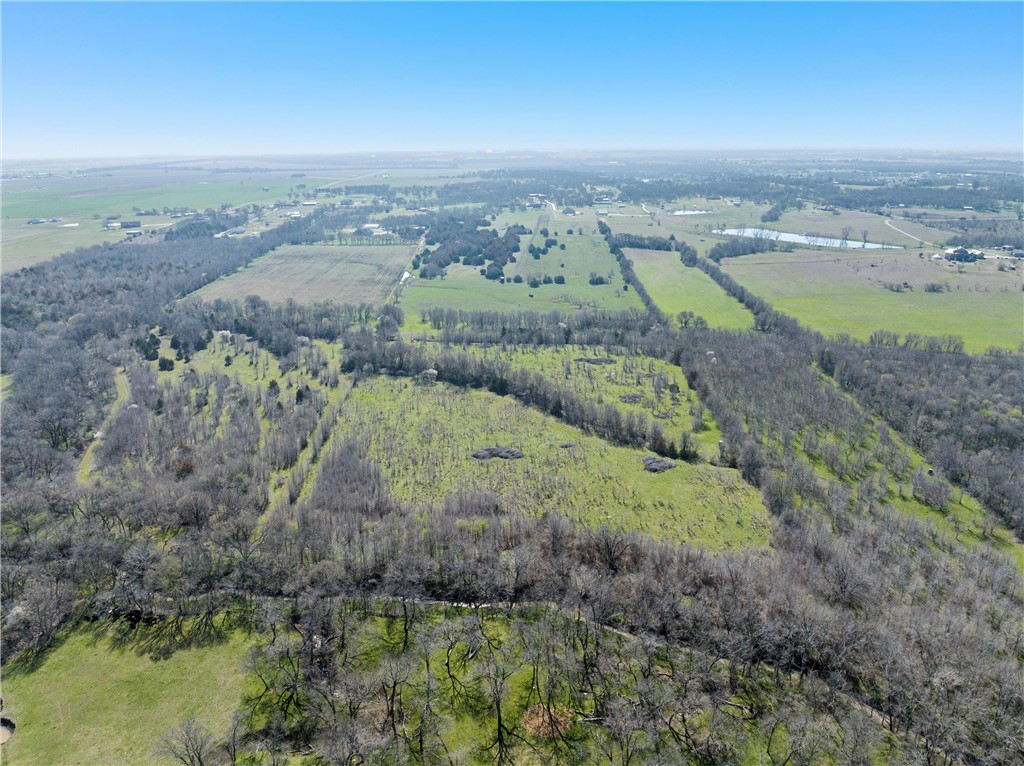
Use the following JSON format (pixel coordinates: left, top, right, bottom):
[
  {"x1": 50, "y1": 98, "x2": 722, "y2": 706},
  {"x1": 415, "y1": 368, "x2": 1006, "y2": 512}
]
[{"x1": 944, "y1": 247, "x2": 985, "y2": 262}]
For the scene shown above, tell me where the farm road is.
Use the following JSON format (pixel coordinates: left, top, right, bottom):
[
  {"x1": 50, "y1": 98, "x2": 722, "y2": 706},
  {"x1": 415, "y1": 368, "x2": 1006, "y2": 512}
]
[{"x1": 886, "y1": 219, "x2": 937, "y2": 248}]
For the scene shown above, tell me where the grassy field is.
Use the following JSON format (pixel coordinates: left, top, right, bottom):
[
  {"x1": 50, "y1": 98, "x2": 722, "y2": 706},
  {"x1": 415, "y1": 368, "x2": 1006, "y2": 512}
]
[
  {"x1": 340, "y1": 377, "x2": 771, "y2": 550},
  {"x1": 602, "y1": 199, "x2": 970, "y2": 257},
  {"x1": 193, "y1": 243, "x2": 416, "y2": 305},
  {"x1": 1, "y1": 624, "x2": 253, "y2": 766},
  {"x1": 623, "y1": 248, "x2": 754, "y2": 329},
  {"x1": 722, "y1": 249, "x2": 1022, "y2": 351},
  {"x1": 605, "y1": 198, "x2": 772, "y2": 244},
  {"x1": 1, "y1": 219, "x2": 165, "y2": 273},
  {"x1": 459, "y1": 345, "x2": 725, "y2": 455},
  {"x1": 771, "y1": 206, "x2": 944, "y2": 249},
  {"x1": 400, "y1": 229, "x2": 643, "y2": 327},
  {"x1": 400, "y1": 264, "x2": 643, "y2": 326},
  {"x1": 1, "y1": 177, "x2": 300, "y2": 222}
]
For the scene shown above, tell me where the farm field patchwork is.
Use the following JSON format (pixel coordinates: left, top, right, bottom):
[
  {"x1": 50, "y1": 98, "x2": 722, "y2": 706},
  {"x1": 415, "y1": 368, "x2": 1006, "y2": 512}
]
[
  {"x1": 1, "y1": 177, "x2": 302, "y2": 221},
  {"x1": 623, "y1": 248, "x2": 754, "y2": 329},
  {"x1": 193, "y1": 243, "x2": 416, "y2": 305},
  {"x1": 722, "y1": 249, "x2": 1022, "y2": 351}
]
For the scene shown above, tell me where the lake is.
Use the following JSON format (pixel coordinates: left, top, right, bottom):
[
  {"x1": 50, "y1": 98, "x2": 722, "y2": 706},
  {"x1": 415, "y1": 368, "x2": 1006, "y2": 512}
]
[{"x1": 716, "y1": 228, "x2": 902, "y2": 249}]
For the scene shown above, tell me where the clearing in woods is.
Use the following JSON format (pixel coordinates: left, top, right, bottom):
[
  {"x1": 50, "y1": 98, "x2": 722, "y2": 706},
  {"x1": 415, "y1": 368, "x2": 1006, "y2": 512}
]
[
  {"x1": 0, "y1": 626, "x2": 253, "y2": 766},
  {"x1": 339, "y1": 376, "x2": 771, "y2": 550},
  {"x1": 193, "y1": 243, "x2": 416, "y2": 305}
]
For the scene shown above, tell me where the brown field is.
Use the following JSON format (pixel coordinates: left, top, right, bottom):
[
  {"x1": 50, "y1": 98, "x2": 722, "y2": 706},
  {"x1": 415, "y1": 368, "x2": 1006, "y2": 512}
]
[{"x1": 193, "y1": 243, "x2": 415, "y2": 305}]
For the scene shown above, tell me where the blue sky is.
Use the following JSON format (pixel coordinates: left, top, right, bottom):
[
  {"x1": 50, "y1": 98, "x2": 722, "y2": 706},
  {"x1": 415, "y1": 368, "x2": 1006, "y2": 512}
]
[{"x1": 3, "y1": 2, "x2": 1022, "y2": 158}]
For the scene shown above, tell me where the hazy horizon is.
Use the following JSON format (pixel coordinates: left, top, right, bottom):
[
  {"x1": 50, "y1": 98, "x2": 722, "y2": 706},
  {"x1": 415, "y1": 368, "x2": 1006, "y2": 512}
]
[{"x1": 3, "y1": 2, "x2": 1022, "y2": 160}]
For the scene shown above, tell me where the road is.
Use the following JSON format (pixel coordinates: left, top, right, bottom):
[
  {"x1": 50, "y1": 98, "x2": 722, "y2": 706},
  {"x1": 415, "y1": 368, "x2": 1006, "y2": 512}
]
[{"x1": 885, "y1": 219, "x2": 937, "y2": 248}]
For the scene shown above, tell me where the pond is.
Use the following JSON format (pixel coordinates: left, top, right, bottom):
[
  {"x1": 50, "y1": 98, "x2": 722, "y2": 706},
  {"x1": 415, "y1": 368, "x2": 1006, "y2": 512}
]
[{"x1": 716, "y1": 228, "x2": 902, "y2": 249}]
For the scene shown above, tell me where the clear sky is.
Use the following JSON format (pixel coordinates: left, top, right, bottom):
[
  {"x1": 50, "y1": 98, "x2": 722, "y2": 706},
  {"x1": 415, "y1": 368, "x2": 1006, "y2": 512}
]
[{"x1": 2, "y1": 2, "x2": 1022, "y2": 159}]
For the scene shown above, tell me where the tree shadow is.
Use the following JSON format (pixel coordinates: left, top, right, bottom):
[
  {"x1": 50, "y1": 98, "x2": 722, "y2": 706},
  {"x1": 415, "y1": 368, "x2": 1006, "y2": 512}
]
[
  {"x1": 3, "y1": 630, "x2": 74, "y2": 676},
  {"x1": 98, "y1": 611, "x2": 232, "y2": 661}
]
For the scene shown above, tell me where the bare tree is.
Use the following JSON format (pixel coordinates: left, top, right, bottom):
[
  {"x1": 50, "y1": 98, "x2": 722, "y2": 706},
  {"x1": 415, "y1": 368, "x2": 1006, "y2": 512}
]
[{"x1": 160, "y1": 716, "x2": 213, "y2": 766}]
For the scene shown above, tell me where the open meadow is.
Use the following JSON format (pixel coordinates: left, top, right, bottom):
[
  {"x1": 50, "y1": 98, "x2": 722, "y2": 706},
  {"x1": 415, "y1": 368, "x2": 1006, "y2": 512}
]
[
  {"x1": 341, "y1": 376, "x2": 771, "y2": 550},
  {"x1": 623, "y1": 248, "x2": 753, "y2": 329},
  {"x1": 193, "y1": 243, "x2": 415, "y2": 305},
  {"x1": 722, "y1": 248, "x2": 1023, "y2": 351},
  {"x1": 399, "y1": 229, "x2": 644, "y2": 328},
  {"x1": 1, "y1": 626, "x2": 253, "y2": 766},
  {"x1": 2, "y1": 217, "x2": 172, "y2": 273}
]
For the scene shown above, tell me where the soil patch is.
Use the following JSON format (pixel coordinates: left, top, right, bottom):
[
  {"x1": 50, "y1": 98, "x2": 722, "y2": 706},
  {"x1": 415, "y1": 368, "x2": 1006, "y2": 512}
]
[
  {"x1": 642, "y1": 456, "x2": 677, "y2": 473},
  {"x1": 574, "y1": 357, "x2": 615, "y2": 365},
  {"x1": 521, "y1": 704, "x2": 570, "y2": 739},
  {"x1": 619, "y1": 393, "x2": 644, "y2": 404},
  {"x1": 472, "y1": 446, "x2": 524, "y2": 460}
]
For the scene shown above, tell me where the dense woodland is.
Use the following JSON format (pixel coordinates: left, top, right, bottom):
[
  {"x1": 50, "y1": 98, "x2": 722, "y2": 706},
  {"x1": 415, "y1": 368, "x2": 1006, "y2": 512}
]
[{"x1": 2, "y1": 173, "x2": 1023, "y2": 766}]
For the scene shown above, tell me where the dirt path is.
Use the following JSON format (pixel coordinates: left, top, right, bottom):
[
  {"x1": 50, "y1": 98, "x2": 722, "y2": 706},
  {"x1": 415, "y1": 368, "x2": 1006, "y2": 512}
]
[
  {"x1": 76, "y1": 370, "x2": 130, "y2": 485},
  {"x1": 885, "y1": 219, "x2": 937, "y2": 248}
]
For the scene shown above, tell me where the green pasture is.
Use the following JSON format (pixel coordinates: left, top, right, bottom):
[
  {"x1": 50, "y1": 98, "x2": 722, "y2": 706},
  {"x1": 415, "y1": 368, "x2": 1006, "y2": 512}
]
[
  {"x1": 623, "y1": 248, "x2": 754, "y2": 330},
  {"x1": 723, "y1": 249, "x2": 1022, "y2": 351},
  {"x1": 606, "y1": 198, "x2": 772, "y2": 241},
  {"x1": 773, "y1": 206, "x2": 946, "y2": 248},
  {"x1": 400, "y1": 260, "x2": 642, "y2": 330},
  {"x1": 459, "y1": 345, "x2": 725, "y2": 456},
  {"x1": 1, "y1": 624, "x2": 253, "y2": 766},
  {"x1": 193, "y1": 243, "x2": 415, "y2": 305},
  {"x1": 341, "y1": 377, "x2": 770, "y2": 550},
  {"x1": 1, "y1": 218, "x2": 166, "y2": 273},
  {"x1": 1, "y1": 178, "x2": 299, "y2": 221}
]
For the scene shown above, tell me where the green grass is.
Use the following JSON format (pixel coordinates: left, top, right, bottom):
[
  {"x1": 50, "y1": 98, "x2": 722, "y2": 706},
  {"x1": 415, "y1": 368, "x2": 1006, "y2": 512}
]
[
  {"x1": 340, "y1": 377, "x2": 770, "y2": 550},
  {"x1": 399, "y1": 234, "x2": 643, "y2": 326},
  {"x1": 723, "y1": 250, "x2": 1022, "y2": 351},
  {"x1": 1, "y1": 624, "x2": 253, "y2": 766},
  {"x1": 193, "y1": 243, "x2": 416, "y2": 305},
  {"x1": 1, "y1": 219, "x2": 168, "y2": 273},
  {"x1": 77, "y1": 371, "x2": 131, "y2": 485},
  {"x1": 624, "y1": 248, "x2": 754, "y2": 329},
  {"x1": 773, "y1": 206, "x2": 948, "y2": 248},
  {"x1": 2, "y1": 177, "x2": 297, "y2": 221},
  {"x1": 458, "y1": 345, "x2": 726, "y2": 457},
  {"x1": 604, "y1": 198, "x2": 773, "y2": 244}
]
